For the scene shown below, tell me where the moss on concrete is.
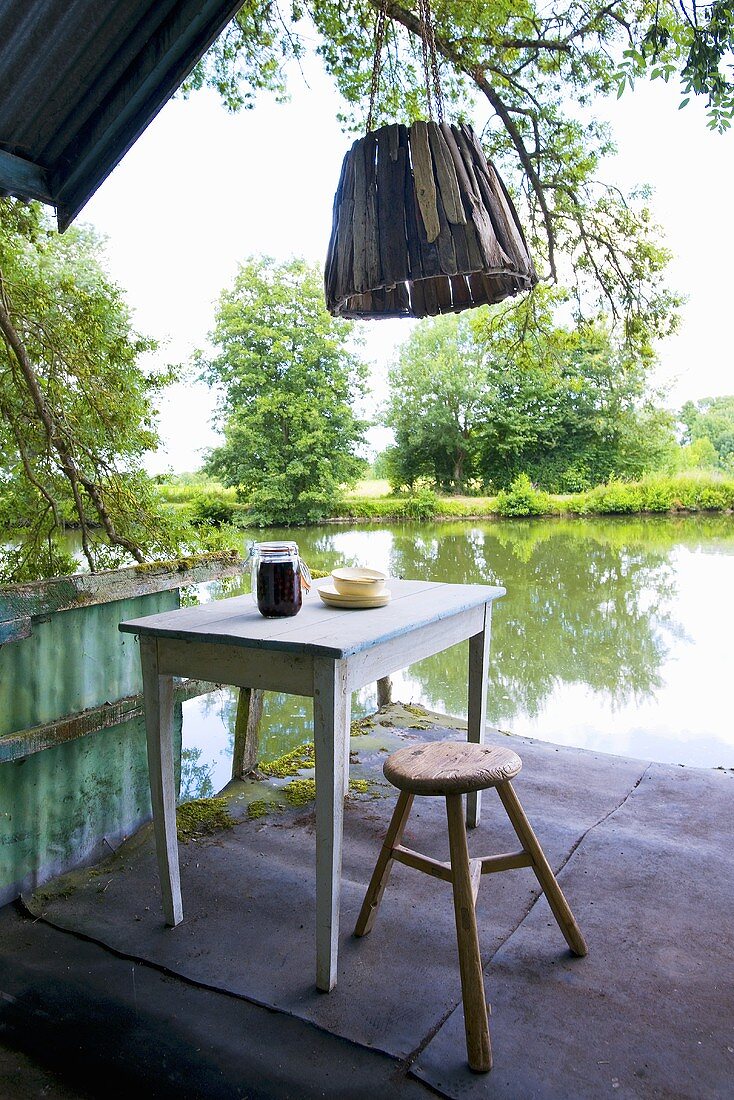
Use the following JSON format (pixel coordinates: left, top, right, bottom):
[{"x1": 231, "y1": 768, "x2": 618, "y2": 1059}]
[
  {"x1": 350, "y1": 715, "x2": 376, "y2": 736},
  {"x1": 247, "y1": 798, "x2": 282, "y2": 820},
  {"x1": 261, "y1": 742, "x2": 315, "y2": 778},
  {"x1": 347, "y1": 778, "x2": 371, "y2": 794},
  {"x1": 283, "y1": 778, "x2": 316, "y2": 807},
  {"x1": 176, "y1": 796, "x2": 234, "y2": 842}
]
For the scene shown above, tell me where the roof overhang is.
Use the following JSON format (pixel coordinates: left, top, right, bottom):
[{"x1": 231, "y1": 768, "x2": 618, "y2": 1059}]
[{"x1": 0, "y1": 1, "x2": 243, "y2": 230}]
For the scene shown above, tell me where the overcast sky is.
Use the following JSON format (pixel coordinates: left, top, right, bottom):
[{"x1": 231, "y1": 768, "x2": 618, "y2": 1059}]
[{"x1": 82, "y1": 54, "x2": 734, "y2": 473}]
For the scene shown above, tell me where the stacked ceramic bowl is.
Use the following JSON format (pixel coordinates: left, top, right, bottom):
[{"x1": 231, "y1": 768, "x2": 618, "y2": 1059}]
[{"x1": 318, "y1": 567, "x2": 390, "y2": 609}]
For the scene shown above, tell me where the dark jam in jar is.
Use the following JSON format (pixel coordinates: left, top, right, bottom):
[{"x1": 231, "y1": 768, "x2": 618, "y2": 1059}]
[{"x1": 256, "y1": 558, "x2": 302, "y2": 617}]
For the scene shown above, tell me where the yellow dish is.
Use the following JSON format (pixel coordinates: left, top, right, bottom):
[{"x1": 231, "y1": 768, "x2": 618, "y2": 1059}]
[
  {"x1": 330, "y1": 567, "x2": 387, "y2": 598},
  {"x1": 318, "y1": 584, "x2": 391, "y2": 609}
]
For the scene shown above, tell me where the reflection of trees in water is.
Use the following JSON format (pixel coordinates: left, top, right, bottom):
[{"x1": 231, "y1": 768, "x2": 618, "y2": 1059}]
[
  {"x1": 199, "y1": 684, "x2": 315, "y2": 764},
  {"x1": 387, "y1": 517, "x2": 686, "y2": 722},
  {"x1": 180, "y1": 514, "x2": 731, "y2": 754},
  {"x1": 180, "y1": 746, "x2": 216, "y2": 801}
]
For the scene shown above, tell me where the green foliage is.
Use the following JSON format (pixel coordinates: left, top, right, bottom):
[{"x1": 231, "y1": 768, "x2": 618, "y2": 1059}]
[
  {"x1": 384, "y1": 293, "x2": 675, "y2": 498},
  {"x1": 386, "y1": 315, "x2": 486, "y2": 492},
  {"x1": 154, "y1": 472, "x2": 237, "y2": 504},
  {"x1": 333, "y1": 491, "x2": 438, "y2": 521},
  {"x1": 336, "y1": 473, "x2": 734, "y2": 521},
  {"x1": 496, "y1": 474, "x2": 553, "y2": 517},
  {"x1": 679, "y1": 396, "x2": 734, "y2": 473},
  {"x1": 190, "y1": 3, "x2": 703, "y2": 344},
  {"x1": 199, "y1": 256, "x2": 368, "y2": 525},
  {"x1": 180, "y1": 1, "x2": 303, "y2": 111},
  {"x1": 0, "y1": 199, "x2": 183, "y2": 581},
  {"x1": 190, "y1": 492, "x2": 237, "y2": 528},
  {"x1": 400, "y1": 488, "x2": 438, "y2": 521}
]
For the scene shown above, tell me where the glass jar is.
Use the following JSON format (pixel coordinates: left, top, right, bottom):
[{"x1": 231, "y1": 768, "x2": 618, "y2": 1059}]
[{"x1": 249, "y1": 541, "x2": 311, "y2": 618}]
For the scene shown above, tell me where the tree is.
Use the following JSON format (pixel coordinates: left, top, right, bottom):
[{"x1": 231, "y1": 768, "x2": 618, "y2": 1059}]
[
  {"x1": 383, "y1": 289, "x2": 674, "y2": 493},
  {"x1": 200, "y1": 256, "x2": 368, "y2": 523},
  {"x1": 179, "y1": 1, "x2": 734, "y2": 346},
  {"x1": 679, "y1": 396, "x2": 734, "y2": 473},
  {"x1": 386, "y1": 314, "x2": 487, "y2": 492},
  {"x1": 473, "y1": 294, "x2": 675, "y2": 490},
  {"x1": 0, "y1": 200, "x2": 181, "y2": 582}
]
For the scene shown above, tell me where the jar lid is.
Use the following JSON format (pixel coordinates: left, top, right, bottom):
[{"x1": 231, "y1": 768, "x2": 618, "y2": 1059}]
[{"x1": 250, "y1": 540, "x2": 299, "y2": 553}]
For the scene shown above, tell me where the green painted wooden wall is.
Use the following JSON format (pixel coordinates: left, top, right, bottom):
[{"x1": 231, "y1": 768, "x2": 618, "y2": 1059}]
[{"x1": 0, "y1": 590, "x2": 182, "y2": 905}]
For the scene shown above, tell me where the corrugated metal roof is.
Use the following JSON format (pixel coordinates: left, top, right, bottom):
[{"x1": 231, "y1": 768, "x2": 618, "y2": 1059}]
[{"x1": 0, "y1": 0, "x2": 243, "y2": 229}]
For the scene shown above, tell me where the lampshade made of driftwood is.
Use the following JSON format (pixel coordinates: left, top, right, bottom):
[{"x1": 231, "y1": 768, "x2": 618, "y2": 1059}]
[{"x1": 325, "y1": 120, "x2": 537, "y2": 319}]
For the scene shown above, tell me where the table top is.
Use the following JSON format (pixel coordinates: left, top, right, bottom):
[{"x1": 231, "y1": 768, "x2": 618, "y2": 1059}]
[{"x1": 119, "y1": 578, "x2": 505, "y2": 660}]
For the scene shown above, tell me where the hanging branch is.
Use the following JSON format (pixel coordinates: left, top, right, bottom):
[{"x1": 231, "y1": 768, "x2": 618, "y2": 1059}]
[
  {"x1": 379, "y1": 0, "x2": 557, "y2": 279},
  {"x1": 0, "y1": 295, "x2": 147, "y2": 567}
]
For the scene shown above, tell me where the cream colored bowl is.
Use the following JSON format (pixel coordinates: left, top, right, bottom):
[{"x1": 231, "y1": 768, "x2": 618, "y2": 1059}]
[{"x1": 331, "y1": 567, "x2": 387, "y2": 598}]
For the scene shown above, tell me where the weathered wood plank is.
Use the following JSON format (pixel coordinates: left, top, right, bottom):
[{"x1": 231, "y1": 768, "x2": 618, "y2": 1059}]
[
  {"x1": 140, "y1": 637, "x2": 182, "y2": 927},
  {"x1": 452, "y1": 125, "x2": 506, "y2": 270},
  {"x1": 434, "y1": 181, "x2": 458, "y2": 277},
  {"x1": 0, "y1": 550, "x2": 243, "y2": 644},
  {"x1": 427, "y1": 122, "x2": 465, "y2": 224},
  {"x1": 410, "y1": 120, "x2": 440, "y2": 243},
  {"x1": 232, "y1": 686, "x2": 265, "y2": 778},
  {"x1": 352, "y1": 137, "x2": 370, "y2": 294},
  {"x1": 334, "y1": 143, "x2": 357, "y2": 303},
  {"x1": 313, "y1": 657, "x2": 349, "y2": 990},
  {"x1": 377, "y1": 125, "x2": 409, "y2": 286},
  {"x1": 363, "y1": 132, "x2": 381, "y2": 290},
  {"x1": 461, "y1": 124, "x2": 530, "y2": 271},
  {"x1": 439, "y1": 124, "x2": 489, "y2": 271},
  {"x1": 449, "y1": 273, "x2": 473, "y2": 312},
  {"x1": 467, "y1": 603, "x2": 491, "y2": 828},
  {"x1": 0, "y1": 148, "x2": 53, "y2": 204},
  {"x1": 122, "y1": 580, "x2": 505, "y2": 663},
  {"x1": 344, "y1": 606, "x2": 485, "y2": 693},
  {"x1": 0, "y1": 678, "x2": 216, "y2": 763},
  {"x1": 156, "y1": 638, "x2": 314, "y2": 696}
]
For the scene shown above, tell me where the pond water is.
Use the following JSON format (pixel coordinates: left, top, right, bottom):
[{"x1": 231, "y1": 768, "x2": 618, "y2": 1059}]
[{"x1": 179, "y1": 514, "x2": 734, "y2": 799}]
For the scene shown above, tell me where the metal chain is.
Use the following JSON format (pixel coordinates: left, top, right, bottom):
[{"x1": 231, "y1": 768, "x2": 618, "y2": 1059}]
[
  {"x1": 367, "y1": 0, "x2": 389, "y2": 133},
  {"x1": 366, "y1": 0, "x2": 444, "y2": 131},
  {"x1": 422, "y1": 0, "x2": 444, "y2": 123}
]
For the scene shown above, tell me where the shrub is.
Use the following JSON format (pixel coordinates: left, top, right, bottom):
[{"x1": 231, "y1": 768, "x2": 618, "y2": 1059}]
[
  {"x1": 585, "y1": 480, "x2": 643, "y2": 514},
  {"x1": 496, "y1": 474, "x2": 550, "y2": 517},
  {"x1": 559, "y1": 462, "x2": 592, "y2": 494},
  {"x1": 400, "y1": 488, "x2": 438, "y2": 521},
  {"x1": 639, "y1": 479, "x2": 676, "y2": 513},
  {"x1": 190, "y1": 492, "x2": 236, "y2": 527}
]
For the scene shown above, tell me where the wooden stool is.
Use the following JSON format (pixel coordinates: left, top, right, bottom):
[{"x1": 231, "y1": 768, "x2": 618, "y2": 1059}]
[{"x1": 354, "y1": 741, "x2": 588, "y2": 1073}]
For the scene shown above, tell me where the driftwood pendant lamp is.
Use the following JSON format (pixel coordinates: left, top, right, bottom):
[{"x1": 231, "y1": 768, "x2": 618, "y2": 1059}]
[{"x1": 324, "y1": 0, "x2": 537, "y2": 319}]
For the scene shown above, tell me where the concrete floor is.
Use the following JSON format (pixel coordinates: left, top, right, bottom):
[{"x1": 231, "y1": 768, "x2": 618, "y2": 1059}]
[{"x1": 1, "y1": 707, "x2": 732, "y2": 1099}]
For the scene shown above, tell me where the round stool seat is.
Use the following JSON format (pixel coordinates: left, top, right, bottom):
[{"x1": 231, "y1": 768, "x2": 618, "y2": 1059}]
[{"x1": 383, "y1": 740, "x2": 522, "y2": 796}]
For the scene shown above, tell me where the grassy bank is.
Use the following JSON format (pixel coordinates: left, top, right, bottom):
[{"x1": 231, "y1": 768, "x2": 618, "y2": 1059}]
[{"x1": 156, "y1": 472, "x2": 734, "y2": 528}]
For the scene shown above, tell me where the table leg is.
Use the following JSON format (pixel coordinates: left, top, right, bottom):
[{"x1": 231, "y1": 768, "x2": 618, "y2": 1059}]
[
  {"x1": 313, "y1": 657, "x2": 349, "y2": 992},
  {"x1": 139, "y1": 636, "x2": 182, "y2": 926},
  {"x1": 466, "y1": 602, "x2": 492, "y2": 829},
  {"x1": 232, "y1": 687, "x2": 264, "y2": 779}
]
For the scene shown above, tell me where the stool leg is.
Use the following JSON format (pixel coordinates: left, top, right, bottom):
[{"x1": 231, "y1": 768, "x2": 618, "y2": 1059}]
[
  {"x1": 496, "y1": 781, "x2": 588, "y2": 958},
  {"x1": 354, "y1": 791, "x2": 414, "y2": 937},
  {"x1": 446, "y1": 794, "x2": 492, "y2": 1073}
]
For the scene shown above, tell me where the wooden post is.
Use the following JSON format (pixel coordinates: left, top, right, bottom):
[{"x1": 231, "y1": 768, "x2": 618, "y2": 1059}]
[
  {"x1": 313, "y1": 657, "x2": 350, "y2": 992},
  {"x1": 466, "y1": 602, "x2": 492, "y2": 828},
  {"x1": 446, "y1": 794, "x2": 492, "y2": 1072},
  {"x1": 139, "y1": 636, "x2": 182, "y2": 927},
  {"x1": 354, "y1": 790, "x2": 414, "y2": 937},
  {"x1": 496, "y1": 781, "x2": 588, "y2": 958},
  {"x1": 231, "y1": 687, "x2": 264, "y2": 779},
  {"x1": 376, "y1": 675, "x2": 393, "y2": 707}
]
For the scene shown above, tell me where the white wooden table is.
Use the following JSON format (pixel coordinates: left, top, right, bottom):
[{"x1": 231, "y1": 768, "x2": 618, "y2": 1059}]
[{"x1": 119, "y1": 577, "x2": 505, "y2": 991}]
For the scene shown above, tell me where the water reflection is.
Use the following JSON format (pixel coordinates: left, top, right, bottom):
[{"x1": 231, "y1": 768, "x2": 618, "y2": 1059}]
[{"x1": 180, "y1": 515, "x2": 734, "y2": 793}]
